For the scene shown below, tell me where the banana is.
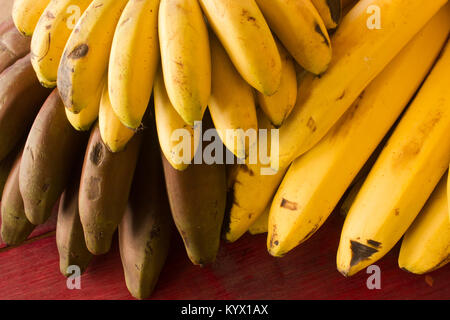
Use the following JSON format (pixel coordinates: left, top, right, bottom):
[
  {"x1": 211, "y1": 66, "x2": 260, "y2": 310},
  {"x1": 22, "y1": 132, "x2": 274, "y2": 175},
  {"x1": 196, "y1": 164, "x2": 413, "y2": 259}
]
[
  {"x1": 79, "y1": 124, "x2": 142, "y2": 255},
  {"x1": 255, "y1": 0, "x2": 331, "y2": 75},
  {"x1": 256, "y1": 41, "x2": 297, "y2": 128},
  {"x1": 119, "y1": 122, "x2": 172, "y2": 300},
  {"x1": 448, "y1": 166, "x2": 450, "y2": 221},
  {"x1": 199, "y1": 0, "x2": 281, "y2": 96},
  {"x1": 398, "y1": 173, "x2": 450, "y2": 274},
  {"x1": 0, "y1": 19, "x2": 30, "y2": 74},
  {"x1": 0, "y1": 0, "x2": 14, "y2": 25},
  {"x1": 224, "y1": 109, "x2": 288, "y2": 242},
  {"x1": 108, "y1": 0, "x2": 160, "y2": 130},
  {"x1": 268, "y1": 8, "x2": 450, "y2": 257},
  {"x1": 65, "y1": 98, "x2": 100, "y2": 131},
  {"x1": 0, "y1": 54, "x2": 51, "y2": 162},
  {"x1": 310, "y1": 0, "x2": 342, "y2": 29},
  {"x1": 19, "y1": 89, "x2": 87, "y2": 225},
  {"x1": 99, "y1": 80, "x2": 135, "y2": 153},
  {"x1": 31, "y1": 0, "x2": 93, "y2": 88},
  {"x1": 274, "y1": 0, "x2": 448, "y2": 170},
  {"x1": 1, "y1": 149, "x2": 36, "y2": 246},
  {"x1": 12, "y1": 0, "x2": 51, "y2": 36},
  {"x1": 0, "y1": 143, "x2": 22, "y2": 196},
  {"x1": 158, "y1": 0, "x2": 210, "y2": 126},
  {"x1": 56, "y1": 164, "x2": 92, "y2": 277},
  {"x1": 248, "y1": 206, "x2": 269, "y2": 235},
  {"x1": 208, "y1": 33, "x2": 258, "y2": 159},
  {"x1": 154, "y1": 70, "x2": 198, "y2": 171},
  {"x1": 337, "y1": 39, "x2": 450, "y2": 277},
  {"x1": 57, "y1": 0, "x2": 128, "y2": 114}
]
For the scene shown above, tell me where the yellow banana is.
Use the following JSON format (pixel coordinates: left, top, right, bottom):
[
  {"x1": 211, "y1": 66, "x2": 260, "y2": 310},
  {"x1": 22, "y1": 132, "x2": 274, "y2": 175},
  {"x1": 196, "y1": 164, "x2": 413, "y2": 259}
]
[
  {"x1": 199, "y1": 0, "x2": 281, "y2": 96},
  {"x1": 310, "y1": 0, "x2": 342, "y2": 30},
  {"x1": 99, "y1": 80, "x2": 135, "y2": 153},
  {"x1": 208, "y1": 33, "x2": 258, "y2": 159},
  {"x1": 398, "y1": 173, "x2": 450, "y2": 274},
  {"x1": 274, "y1": 0, "x2": 448, "y2": 170},
  {"x1": 448, "y1": 166, "x2": 450, "y2": 221},
  {"x1": 248, "y1": 206, "x2": 269, "y2": 235},
  {"x1": 57, "y1": 0, "x2": 128, "y2": 113},
  {"x1": 337, "y1": 38, "x2": 450, "y2": 277},
  {"x1": 31, "y1": 0, "x2": 93, "y2": 88},
  {"x1": 256, "y1": 42, "x2": 297, "y2": 128},
  {"x1": 255, "y1": 0, "x2": 331, "y2": 75},
  {"x1": 108, "y1": 0, "x2": 160, "y2": 130},
  {"x1": 158, "y1": 0, "x2": 210, "y2": 126},
  {"x1": 154, "y1": 70, "x2": 198, "y2": 171},
  {"x1": 268, "y1": 8, "x2": 450, "y2": 257},
  {"x1": 12, "y1": 0, "x2": 51, "y2": 36}
]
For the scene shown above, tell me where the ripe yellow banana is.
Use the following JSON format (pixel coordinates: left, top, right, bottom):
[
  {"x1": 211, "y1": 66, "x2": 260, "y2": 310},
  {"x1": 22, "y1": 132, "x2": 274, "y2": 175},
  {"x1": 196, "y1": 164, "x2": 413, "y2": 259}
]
[
  {"x1": 208, "y1": 33, "x2": 258, "y2": 159},
  {"x1": 267, "y1": 8, "x2": 450, "y2": 257},
  {"x1": 255, "y1": 0, "x2": 331, "y2": 75},
  {"x1": 310, "y1": 0, "x2": 342, "y2": 30},
  {"x1": 274, "y1": 0, "x2": 448, "y2": 170},
  {"x1": 31, "y1": 0, "x2": 92, "y2": 88},
  {"x1": 158, "y1": 0, "x2": 210, "y2": 126},
  {"x1": 256, "y1": 42, "x2": 297, "y2": 128},
  {"x1": 99, "y1": 80, "x2": 135, "y2": 153},
  {"x1": 12, "y1": 0, "x2": 51, "y2": 36},
  {"x1": 57, "y1": 0, "x2": 128, "y2": 113},
  {"x1": 154, "y1": 70, "x2": 198, "y2": 171},
  {"x1": 398, "y1": 173, "x2": 450, "y2": 275},
  {"x1": 108, "y1": 0, "x2": 160, "y2": 130},
  {"x1": 248, "y1": 206, "x2": 269, "y2": 235},
  {"x1": 337, "y1": 38, "x2": 450, "y2": 277},
  {"x1": 199, "y1": 0, "x2": 281, "y2": 96}
]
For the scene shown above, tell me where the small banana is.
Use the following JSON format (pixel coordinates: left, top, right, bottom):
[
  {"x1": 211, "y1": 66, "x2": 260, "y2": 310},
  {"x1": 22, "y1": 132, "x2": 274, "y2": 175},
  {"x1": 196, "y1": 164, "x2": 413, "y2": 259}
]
[
  {"x1": 158, "y1": 0, "x2": 210, "y2": 126},
  {"x1": 108, "y1": 0, "x2": 160, "y2": 129},
  {"x1": 310, "y1": 0, "x2": 342, "y2": 29},
  {"x1": 31, "y1": 0, "x2": 93, "y2": 88},
  {"x1": 12, "y1": 0, "x2": 51, "y2": 36}
]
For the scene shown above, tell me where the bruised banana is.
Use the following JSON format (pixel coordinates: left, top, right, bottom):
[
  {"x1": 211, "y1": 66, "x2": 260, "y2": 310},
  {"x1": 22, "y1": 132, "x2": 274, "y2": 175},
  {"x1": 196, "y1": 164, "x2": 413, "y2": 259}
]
[
  {"x1": 99, "y1": 80, "x2": 135, "y2": 153},
  {"x1": 109, "y1": 0, "x2": 160, "y2": 130},
  {"x1": 208, "y1": 33, "x2": 258, "y2": 159},
  {"x1": 19, "y1": 89, "x2": 87, "y2": 225},
  {"x1": 12, "y1": 0, "x2": 51, "y2": 36},
  {"x1": 79, "y1": 124, "x2": 142, "y2": 255},
  {"x1": 119, "y1": 122, "x2": 172, "y2": 300},
  {"x1": 267, "y1": 11, "x2": 450, "y2": 257},
  {"x1": 199, "y1": 0, "x2": 281, "y2": 96},
  {"x1": 398, "y1": 173, "x2": 450, "y2": 275},
  {"x1": 154, "y1": 70, "x2": 199, "y2": 171},
  {"x1": 255, "y1": 0, "x2": 331, "y2": 75},
  {"x1": 58, "y1": 0, "x2": 128, "y2": 114},
  {"x1": 158, "y1": 0, "x2": 210, "y2": 126},
  {"x1": 56, "y1": 164, "x2": 92, "y2": 277},
  {"x1": 0, "y1": 54, "x2": 51, "y2": 161},
  {"x1": 0, "y1": 19, "x2": 30, "y2": 74},
  {"x1": 275, "y1": 0, "x2": 448, "y2": 170},
  {"x1": 310, "y1": 0, "x2": 342, "y2": 29},
  {"x1": 248, "y1": 206, "x2": 269, "y2": 235},
  {"x1": 1, "y1": 149, "x2": 36, "y2": 246},
  {"x1": 337, "y1": 39, "x2": 450, "y2": 277},
  {"x1": 256, "y1": 41, "x2": 297, "y2": 128},
  {"x1": 31, "y1": 0, "x2": 93, "y2": 88}
]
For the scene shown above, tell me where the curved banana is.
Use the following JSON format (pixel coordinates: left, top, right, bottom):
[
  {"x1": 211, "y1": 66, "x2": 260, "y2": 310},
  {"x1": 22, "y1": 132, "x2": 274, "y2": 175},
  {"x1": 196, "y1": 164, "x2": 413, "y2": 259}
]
[
  {"x1": 208, "y1": 33, "x2": 258, "y2": 159},
  {"x1": 268, "y1": 9, "x2": 450, "y2": 257},
  {"x1": 199, "y1": 0, "x2": 281, "y2": 96},
  {"x1": 154, "y1": 70, "x2": 198, "y2": 171},
  {"x1": 274, "y1": 0, "x2": 448, "y2": 170},
  {"x1": 398, "y1": 173, "x2": 450, "y2": 274},
  {"x1": 311, "y1": 0, "x2": 342, "y2": 29},
  {"x1": 256, "y1": 41, "x2": 297, "y2": 128},
  {"x1": 337, "y1": 38, "x2": 450, "y2": 277},
  {"x1": 12, "y1": 0, "x2": 51, "y2": 36},
  {"x1": 57, "y1": 0, "x2": 128, "y2": 113},
  {"x1": 99, "y1": 80, "x2": 135, "y2": 153},
  {"x1": 158, "y1": 0, "x2": 210, "y2": 126},
  {"x1": 31, "y1": 0, "x2": 93, "y2": 88},
  {"x1": 108, "y1": 0, "x2": 160, "y2": 130}
]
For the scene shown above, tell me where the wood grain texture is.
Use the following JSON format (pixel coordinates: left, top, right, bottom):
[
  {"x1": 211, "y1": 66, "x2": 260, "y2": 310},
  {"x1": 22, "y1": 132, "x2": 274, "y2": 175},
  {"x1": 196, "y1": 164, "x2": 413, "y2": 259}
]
[{"x1": 0, "y1": 211, "x2": 449, "y2": 299}]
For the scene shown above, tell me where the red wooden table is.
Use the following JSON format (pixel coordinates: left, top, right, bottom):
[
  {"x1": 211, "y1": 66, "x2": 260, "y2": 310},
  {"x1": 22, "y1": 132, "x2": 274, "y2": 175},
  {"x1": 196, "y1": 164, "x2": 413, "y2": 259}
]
[{"x1": 1, "y1": 207, "x2": 449, "y2": 300}]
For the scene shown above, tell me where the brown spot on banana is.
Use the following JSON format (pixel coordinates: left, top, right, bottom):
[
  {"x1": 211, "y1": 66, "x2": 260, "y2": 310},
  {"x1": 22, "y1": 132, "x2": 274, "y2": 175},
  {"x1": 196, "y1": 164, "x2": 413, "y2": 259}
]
[
  {"x1": 67, "y1": 43, "x2": 89, "y2": 60},
  {"x1": 349, "y1": 240, "x2": 379, "y2": 267},
  {"x1": 280, "y1": 198, "x2": 298, "y2": 211}
]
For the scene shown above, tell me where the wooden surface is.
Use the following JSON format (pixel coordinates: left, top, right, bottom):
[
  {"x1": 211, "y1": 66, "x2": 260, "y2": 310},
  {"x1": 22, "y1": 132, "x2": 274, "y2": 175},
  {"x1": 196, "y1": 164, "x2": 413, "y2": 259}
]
[{"x1": 1, "y1": 209, "x2": 449, "y2": 300}]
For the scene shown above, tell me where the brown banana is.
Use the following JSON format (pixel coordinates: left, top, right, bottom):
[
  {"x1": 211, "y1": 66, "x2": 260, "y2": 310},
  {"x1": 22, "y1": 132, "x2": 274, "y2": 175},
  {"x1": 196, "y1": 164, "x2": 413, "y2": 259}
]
[{"x1": 0, "y1": 18, "x2": 30, "y2": 74}]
